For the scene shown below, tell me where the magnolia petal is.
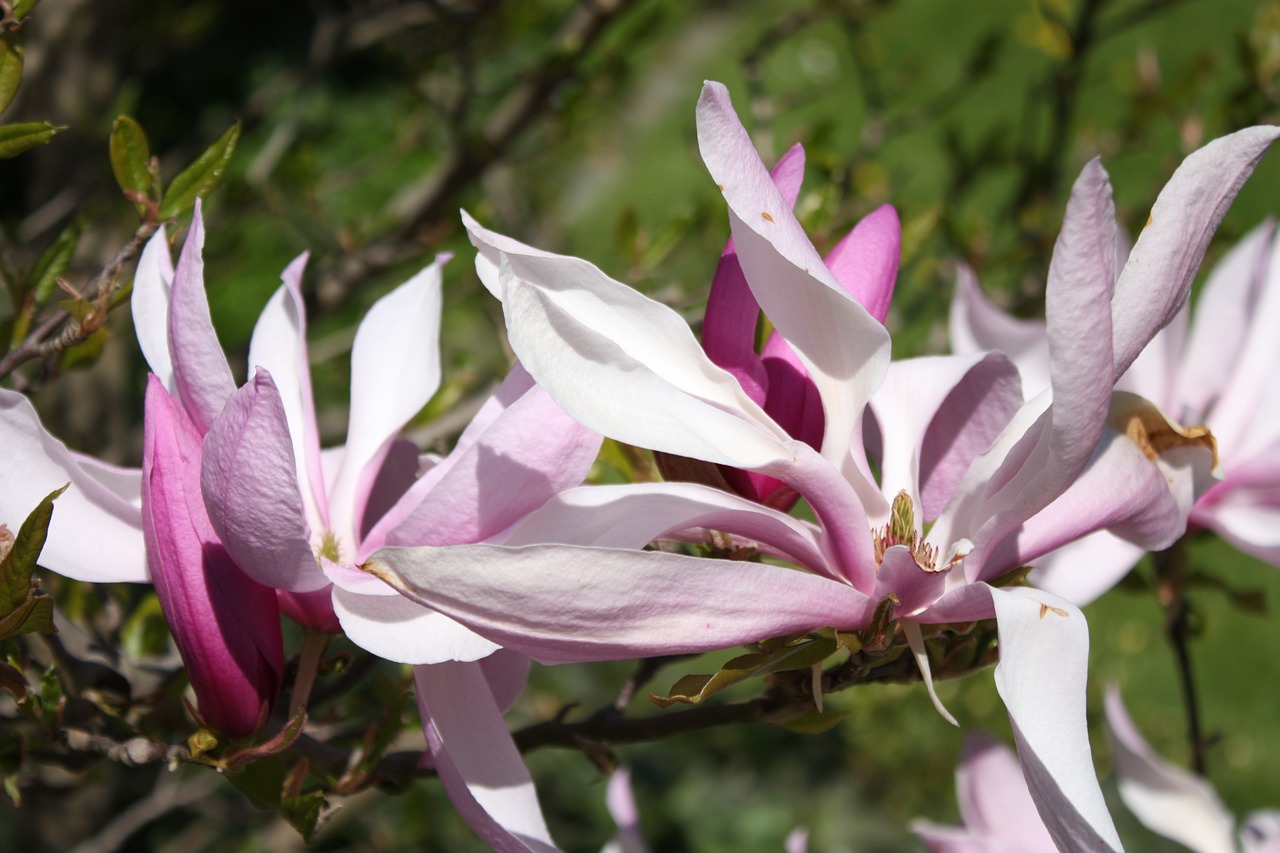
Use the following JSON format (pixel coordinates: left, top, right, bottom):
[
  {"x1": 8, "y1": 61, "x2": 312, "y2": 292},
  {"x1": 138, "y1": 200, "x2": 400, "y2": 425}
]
[
  {"x1": 869, "y1": 353, "x2": 1021, "y2": 524},
  {"x1": 479, "y1": 649, "x2": 532, "y2": 714},
  {"x1": 142, "y1": 377, "x2": 283, "y2": 738},
  {"x1": 603, "y1": 767, "x2": 651, "y2": 853},
  {"x1": 877, "y1": 548, "x2": 948, "y2": 618},
  {"x1": 701, "y1": 143, "x2": 807, "y2": 406},
  {"x1": 1027, "y1": 531, "x2": 1146, "y2": 608},
  {"x1": 954, "y1": 733, "x2": 1059, "y2": 850},
  {"x1": 950, "y1": 266, "x2": 1050, "y2": 399},
  {"x1": 1204, "y1": 225, "x2": 1280, "y2": 462},
  {"x1": 415, "y1": 661, "x2": 558, "y2": 853},
  {"x1": 247, "y1": 253, "x2": 327, "y2": 528},
  {"x1": 277, "y1": 587, "x2": 341, "y2": 634},
  {"x1": 500, "y1": 481, "x2": 830, "y2": 576},
  {"x1": 374, "y1": 384, "x2": 601, "y2": 554},
  {"x1": 497, "y1": 253, "x2": 792, "y2": 469},
  {"x1": 329, "y1": 258, "x2": 445, "y2": 547},
  {"x1": 1198, "y1": 494, "x2": 1280, "y2": 565},
  {"x1": 201, "y1": 371, "x2": 327, "y2": 593},
  {"x1": 1104, "y1": 686, "x2": 1236, "y2": 853},
  {"x1": 131, "y1": 225, "x2": 176, "y2": 392},
  {"x1": 1112, "y1": 126, "x2": 1280, "y2": 380},
  {"x1": 1240, "y1": 812, "x2": 1280, "y2": 853},
  {"x1": 333, "y1": 586, "x2": 499, "y2": 664},
  {"x1": 166, "y1": 201, "x2": 235, "y2": 434},
  {"x1": 1177, "y1": 220, "x2": 1273, "y2": 425},
  {"x1": 697, "y1": 81, "x2": 891, "y2": 470},
  {"x1": 367, "y1": 543, "x2": 874, "y2": 664},
  {"x1": 0, "y1": 388, "x2": 147, "y2": 582},
  {"x1": 823, "y1": 203, "x2": 901, "y2": 323},
  {"x1": 989, "y1": 585, "x2": 1122, "y2": 852}
]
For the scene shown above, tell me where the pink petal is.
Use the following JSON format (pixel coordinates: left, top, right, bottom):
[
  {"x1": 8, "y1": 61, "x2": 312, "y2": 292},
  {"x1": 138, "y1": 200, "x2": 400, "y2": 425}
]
[
  {"x1": 166, "y1": 201, "x2": 235, "y2": 434},
  {"x1": 604, "y1": 767, "x2": 651, "y2": 853},
  {"x1": 989, "y1": 586, "x2": 1121, "y2": 852},
  {"x1": 479, "y1": 650, "x2": 532, "y2": 714},
  {"x1": 1104, "y1": 686, "x2": 1236, "y2": 853},
  {"x1": 201, "y1": 371, "x2": 328, "y2": 593},
  {"x1": 329, "y1": 258, "x2": 446, "y2": 549},
  {"x1": 131, "y1": 225, "x2": 176, "y2": 392},
  {"x1": 142, "y1": 377, "x2": 283, "y2": 738},
  {"x1": 374, "y1": 384, "x2": 600, "y2": 554},
  {"x1": 1027, "y1": 531, "x2": 1146, "y2": 608},
  {"x1": 499, "y1": 481, "x2": 830, "y2": 577},
  {"x1": 950, "y1": 265, "x2": 1050, "y2": 398},
  {"x1": 823, "y1": 203, "x2": 901, "y2": 323},
  {"x1": 277, "y1": 587, "x2": 341, "y2": 633},
  {"x1": 696, "y1": 82, "x2": 891, "y2": 472},
  {"x1": 955, "y1": 733, "x2": 1058, "y2": 850},
  {"x1": 415, "y1": 661, "x2": 558, "y2": 852},
  {"x1": 1111, "y1": 126, "x2": 1280, "y2": 380},
  {"x1": 701, "y1": 143, "x2": 807, "y2": 406},
  {"x1": 247, "y1": 253, "x2": 328, "y2": 529},
  {"x1": 0, "y1": 388, "x2": 147, "y2": 582},
  {"x1": 368, "y1": 542, "x2": 875, "y2": 664}
]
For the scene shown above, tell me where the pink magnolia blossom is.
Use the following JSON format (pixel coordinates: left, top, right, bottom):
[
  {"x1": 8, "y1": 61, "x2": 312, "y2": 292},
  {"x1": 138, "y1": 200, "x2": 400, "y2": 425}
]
[
  {"x1": 0, "y1": 205, "x2": 284, "y2": 736},
  {"x1": 953, "y1": 220, "x2": 1280, "y2": 604},
  {"x1": 366, "y1": 82, "x2": 1278, "y2": 850},
  {"x1": 915, "y1": 694, "x2": 1280, "y2": 853}
]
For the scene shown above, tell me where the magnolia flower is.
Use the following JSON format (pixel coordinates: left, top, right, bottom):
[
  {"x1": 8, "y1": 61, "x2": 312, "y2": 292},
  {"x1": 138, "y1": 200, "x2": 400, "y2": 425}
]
[
  {"x1": 915, "y1": 695, "x2": 1280, "y2": 853},
  {"x1": 912, "y1": 732, "x2": 1058, "y2": 852},
  {"x1": 366, "y1": 82, "x2": 1278, "y2": 850},
  {"x1": 602, "y1": 768, "x2": 650, "y2": 853},
  {"x1": 158, "y1": 212, "x2": 599, "y2": 848},
  {"x1": 1105, "y1": 687, "x2": 1280, "y2": 853},
  {"x1": 953, "y1": 221, "x2": 1280, "y2": 604},
  {"x1": 0, "y1": 205, "x2": 284, "y2": 736}
]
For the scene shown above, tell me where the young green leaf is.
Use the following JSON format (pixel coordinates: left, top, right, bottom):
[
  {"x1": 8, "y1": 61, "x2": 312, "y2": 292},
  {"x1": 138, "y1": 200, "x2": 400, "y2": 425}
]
[
  {"x1": 109, "y1": 116, "x2": 152, "y2": 216},
  {"x1": 280, "y1": 790, "x2": 329, "y2": 842},
  {"x1": 650, "y1": 635, "x2": 838, "y2": 708},
  {"x1": 11, "y1": 1, "x2": 43, "y2": 19},
  {"x1": 0, "y1": 37, "x2": 22, "y2": 117},
  {"x1": 157, "y1": 121, "x2": 240, "y2": 219},
  {"x1": 29, "y1": 218, "x2": 83, "y2": 303},
  {"x1": 0, "y1": 484, "x2": 67, "y2": 613},
  {"x1": 0, "y1": 121, "x2": 67, "y2": 159},
  {"x1": 0, "y1": 592, "x2": 55, "y2": 639}
]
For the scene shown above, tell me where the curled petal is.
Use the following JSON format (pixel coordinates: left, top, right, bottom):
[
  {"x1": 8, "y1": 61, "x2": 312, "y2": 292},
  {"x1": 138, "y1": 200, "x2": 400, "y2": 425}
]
[
  {"x1": 166, "y1": 201, "x2": 235, "y2": 434},
  {"x1": 201, "y1": 371, "x2": 327, "y2": 593},
  {"x1": 989, "y1": 586, "x2": 1121, "y2": 852},
  {"x1": 131, "y1": 225, "x2": 176, "y2": 391},
  {"x1": 950, "y1": 265, "x2": 1050, "y2": 398},
  {"x1": 823, "y1": 203, "x2": 901, "y2": 323},
  {"x1": 143, "y1": 377, "x2": 283, "y2": 738},
  {"x1": 415, "y1": 661, "x2": 558, "y2": 852},
  {"x1": 1111, "y1": 126, "x2": 1280, "y2": 381}
]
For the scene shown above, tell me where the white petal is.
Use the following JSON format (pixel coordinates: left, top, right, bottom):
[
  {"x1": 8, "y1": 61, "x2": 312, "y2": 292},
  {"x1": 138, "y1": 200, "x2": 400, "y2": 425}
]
[
  {"x1": 333, "y1": 586, "x2": 500, "y2": 664},
  {"x1": 131, "y1": 225, "x2": 176, "y2": 391}
]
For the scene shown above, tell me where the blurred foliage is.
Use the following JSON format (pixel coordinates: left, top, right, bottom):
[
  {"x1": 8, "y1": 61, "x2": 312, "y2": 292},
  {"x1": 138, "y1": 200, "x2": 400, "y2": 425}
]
[{"x1": 1, "y1": 0, "x2": 1279, "y2": 850}]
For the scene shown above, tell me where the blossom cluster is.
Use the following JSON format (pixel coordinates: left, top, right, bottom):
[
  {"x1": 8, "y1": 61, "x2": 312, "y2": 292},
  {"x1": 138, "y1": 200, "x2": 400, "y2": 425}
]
[{"x1": 2, "y1": 80, "x2": 1278, "y2": 850}]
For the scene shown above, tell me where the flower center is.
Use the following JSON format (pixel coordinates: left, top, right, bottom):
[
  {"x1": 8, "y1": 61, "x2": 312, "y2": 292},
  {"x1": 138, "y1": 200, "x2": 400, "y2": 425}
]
[{"x1": 871, "y1": 491, "x2": 965, "y2": 573}]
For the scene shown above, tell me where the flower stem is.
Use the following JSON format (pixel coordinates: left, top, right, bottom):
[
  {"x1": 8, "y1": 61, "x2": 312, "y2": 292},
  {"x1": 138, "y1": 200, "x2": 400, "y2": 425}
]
[{"x1": 289, "y1": 630, "x2": 330, "y2": 722}]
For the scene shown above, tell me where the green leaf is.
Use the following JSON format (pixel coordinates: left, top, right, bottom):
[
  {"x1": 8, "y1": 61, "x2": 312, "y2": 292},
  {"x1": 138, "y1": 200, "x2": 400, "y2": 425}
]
[
  {"x1": 0, "y1": 37, "x2": 22, "y2": 117},
  {"x1": 38, "y1": 664, "x2": 61, "y2": 712},
  {"x1": 157, "y1": 121, "x2": 240, "y2": 219},
  {"x1": 650, "y1": 635, "x2": 838, "y2": 708},
  {"x1": 0, "y1": 485, "x2": 66, "y2": 612},
  {"x1": 11, "y1": 1, "x2": 42, "y2": 19},
  {"x1": 0, "y1": 121, "x2": 66, "y2": 159},
  {"x1": 109, "y1": 116, "x2": 152, "y2": 216},
  {"x1": 188, "y1": 729, "x2": 219, "y2": 761},
  {"x1": 29, "y1": 218, "x2": 82, "y2": 303},
  {"x1": 0, "y1": 592, "x2": 54, "y2": 639},
  {"x1": 281, "y1": 790, "x2": 328, "y2": 842},
  {"x1": 0, "y1": 661, "x2": 26, "y2": 699}
]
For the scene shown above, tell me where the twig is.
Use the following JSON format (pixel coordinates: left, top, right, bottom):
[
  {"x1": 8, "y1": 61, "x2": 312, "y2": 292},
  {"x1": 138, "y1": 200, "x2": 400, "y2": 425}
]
[
  {"x1": 67, "y1": 770, "x2": 221, "y2": 853},
  {"x1": 288, "y1": 630, "x2": 330, "y2": 722},
  {"x1": 0, "y1": 222, "x2": 158, "y2": 382},
  {"x1": 1153, "y1": 537, "x2": 1207, "y2": 775}
]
